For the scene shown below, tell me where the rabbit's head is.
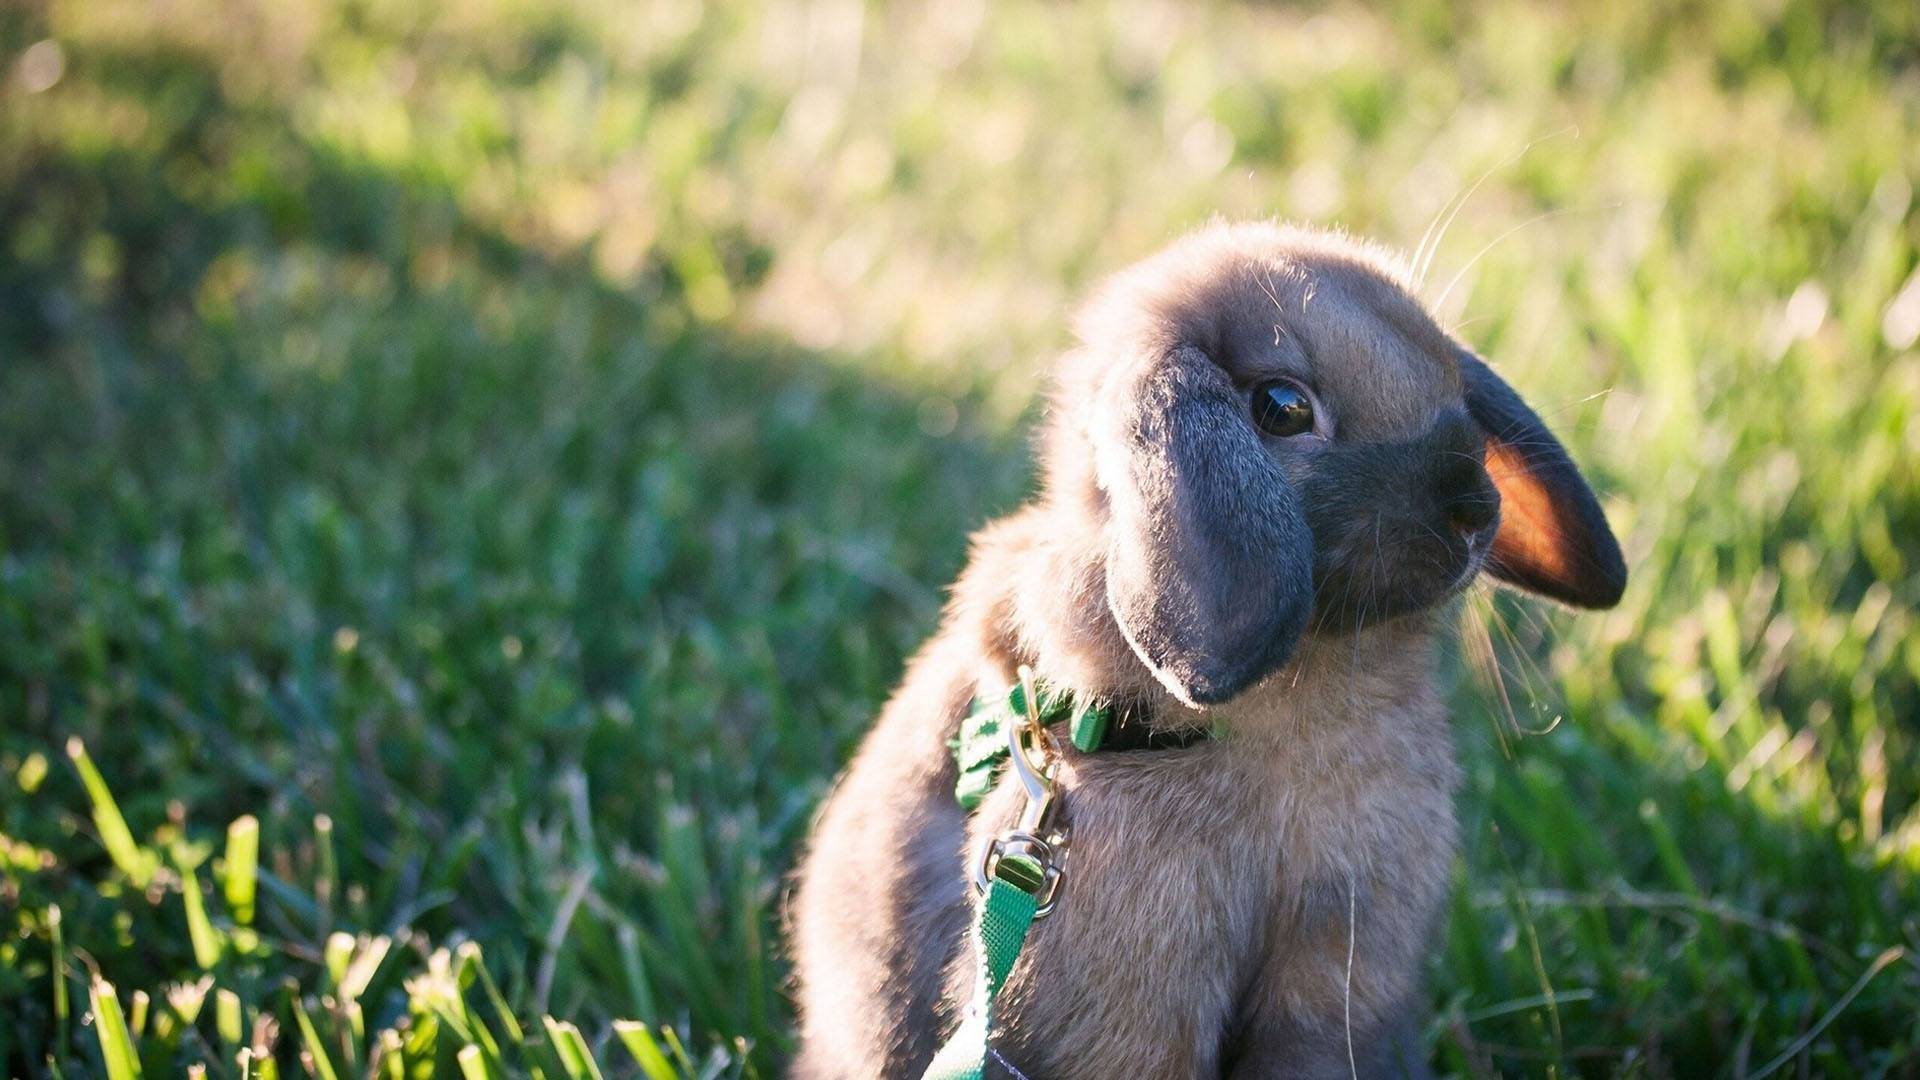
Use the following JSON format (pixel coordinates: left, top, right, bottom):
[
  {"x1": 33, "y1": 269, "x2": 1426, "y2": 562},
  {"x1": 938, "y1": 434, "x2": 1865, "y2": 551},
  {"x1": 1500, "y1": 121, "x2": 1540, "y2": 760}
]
[{"x1": 1043, "y1": 222, "x2": 1625, "y2": 709}]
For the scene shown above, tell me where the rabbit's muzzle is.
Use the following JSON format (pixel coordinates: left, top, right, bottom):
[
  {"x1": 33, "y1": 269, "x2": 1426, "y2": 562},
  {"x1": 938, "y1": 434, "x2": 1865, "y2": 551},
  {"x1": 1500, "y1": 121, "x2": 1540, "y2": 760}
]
[{"x1": 1301, "y1": 407, "x2": 1501, "y2": 631}]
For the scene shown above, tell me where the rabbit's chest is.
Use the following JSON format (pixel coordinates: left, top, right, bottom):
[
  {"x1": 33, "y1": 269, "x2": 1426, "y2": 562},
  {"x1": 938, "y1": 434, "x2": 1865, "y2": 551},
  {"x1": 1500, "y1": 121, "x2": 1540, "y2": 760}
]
[
  {"x1": 1063, "y1": 722, "x2": 1454, "y2": 913},
  {"x1": 990, "y1": 725, "x2": 1455, "y2": 1078}
]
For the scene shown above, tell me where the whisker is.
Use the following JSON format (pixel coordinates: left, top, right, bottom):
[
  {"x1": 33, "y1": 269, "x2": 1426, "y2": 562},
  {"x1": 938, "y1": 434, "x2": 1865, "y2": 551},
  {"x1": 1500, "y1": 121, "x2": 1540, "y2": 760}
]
[
  {"x1": 1344, "y1": 872, "x2": 1359, "y2": 1080},
  {"x1": 1415, "y1": 125, "x2": 1579, "y2": 287},
  {"x1": 1525, "y1": 387, "x2": 1616, "y2": 424},
  {"x1": 1461, "y1": 588, "x2": 1516, "y2": 758},
  {"x1": 1484, "y1": 594, "x2": 1561, "y2": 737},
  {"x1": 1435, "y1": 206, "x2": 1588, "y2": 316}
]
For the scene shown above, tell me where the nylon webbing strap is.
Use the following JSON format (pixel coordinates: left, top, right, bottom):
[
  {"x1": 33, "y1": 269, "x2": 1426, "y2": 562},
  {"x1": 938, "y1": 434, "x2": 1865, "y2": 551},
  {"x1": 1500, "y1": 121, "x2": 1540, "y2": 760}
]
[
  {"x1": 951, "y1": 680, "x2": 1110, "y2": 809},
  {"x1": 922, "y1": 857, "x2": 1043, "y2": 1080}
]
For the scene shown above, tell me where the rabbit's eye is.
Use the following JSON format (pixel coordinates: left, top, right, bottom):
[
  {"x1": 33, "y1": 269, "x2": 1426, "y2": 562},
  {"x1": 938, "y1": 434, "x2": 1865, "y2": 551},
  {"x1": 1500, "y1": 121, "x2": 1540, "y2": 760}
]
[{"x1": 1252, "y1": 381, "x2": 1317, "y2": 438}]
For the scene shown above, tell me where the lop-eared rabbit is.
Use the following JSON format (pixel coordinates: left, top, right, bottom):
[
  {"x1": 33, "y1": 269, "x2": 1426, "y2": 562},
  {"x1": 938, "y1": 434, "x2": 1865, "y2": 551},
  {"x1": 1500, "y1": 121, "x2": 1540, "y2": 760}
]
[{"x1": 789, "y1": 222, "x2": 1625, "y2": 1079}]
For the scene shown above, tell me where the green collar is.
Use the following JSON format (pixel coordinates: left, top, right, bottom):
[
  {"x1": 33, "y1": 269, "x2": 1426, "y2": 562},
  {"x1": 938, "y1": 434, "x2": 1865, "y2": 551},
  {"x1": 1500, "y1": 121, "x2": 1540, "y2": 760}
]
[{"x1": 949, "y1": 675, "x2": 1212, "y2": 810}]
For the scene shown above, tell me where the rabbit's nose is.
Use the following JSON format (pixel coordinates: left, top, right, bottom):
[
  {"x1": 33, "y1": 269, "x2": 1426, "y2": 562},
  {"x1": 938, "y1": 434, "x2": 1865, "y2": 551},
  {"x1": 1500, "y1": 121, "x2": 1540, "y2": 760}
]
[
  {"x1": 1446, "y1": 482, "x2": 1500, "y2": 536},
  {"x1": 1428, "y1": 412, "x2": 1500, "y2": 536},
  {"x1": 1435, "y1": 454, "x2": 1500, "y2": 536}
]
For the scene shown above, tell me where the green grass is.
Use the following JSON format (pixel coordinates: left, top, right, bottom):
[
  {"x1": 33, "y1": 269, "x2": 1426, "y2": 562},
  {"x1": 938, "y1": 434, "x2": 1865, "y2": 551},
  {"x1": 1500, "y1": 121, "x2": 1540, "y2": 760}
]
[{"x1": 2, "y1": 0, "x2": 1918, "y2": 1074}]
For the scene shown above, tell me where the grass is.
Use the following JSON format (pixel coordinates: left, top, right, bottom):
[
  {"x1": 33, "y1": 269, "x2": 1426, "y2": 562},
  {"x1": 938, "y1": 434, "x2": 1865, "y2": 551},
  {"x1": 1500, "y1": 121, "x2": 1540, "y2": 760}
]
[{"x1": 1, "y1": 0, "x2": 1918, "y2": 1074}]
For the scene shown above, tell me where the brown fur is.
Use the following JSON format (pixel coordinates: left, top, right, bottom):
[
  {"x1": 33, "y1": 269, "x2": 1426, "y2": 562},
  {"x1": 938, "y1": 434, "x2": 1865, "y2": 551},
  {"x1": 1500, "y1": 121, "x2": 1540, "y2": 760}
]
[{"x1": 788, "y1": 222, "x2": 1621, "y2": 1079}]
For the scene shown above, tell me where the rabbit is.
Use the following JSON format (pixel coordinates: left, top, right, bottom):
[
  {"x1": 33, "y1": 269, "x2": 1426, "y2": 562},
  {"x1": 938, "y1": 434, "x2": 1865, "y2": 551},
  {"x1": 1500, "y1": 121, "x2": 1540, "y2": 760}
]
[{"x1": 787, "y1": 221, "x2": 1626, "y2": 1080}]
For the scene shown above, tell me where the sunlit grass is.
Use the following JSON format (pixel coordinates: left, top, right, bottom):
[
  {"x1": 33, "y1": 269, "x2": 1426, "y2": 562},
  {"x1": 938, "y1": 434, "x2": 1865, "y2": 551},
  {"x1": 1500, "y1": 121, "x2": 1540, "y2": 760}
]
[{"x1": 2, "y1": 0, "x2": 1918, "y2": 1074}]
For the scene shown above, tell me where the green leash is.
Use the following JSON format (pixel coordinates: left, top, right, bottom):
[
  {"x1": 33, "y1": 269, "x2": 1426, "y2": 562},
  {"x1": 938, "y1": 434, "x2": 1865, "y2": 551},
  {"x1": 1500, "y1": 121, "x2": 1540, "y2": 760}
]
[
  {"x1": 925, "y1": 667, "x2": 1093, "y2": 1080},
  {"x1": 921, "y1": 856, "x2": 1043, "y2": 1080}
]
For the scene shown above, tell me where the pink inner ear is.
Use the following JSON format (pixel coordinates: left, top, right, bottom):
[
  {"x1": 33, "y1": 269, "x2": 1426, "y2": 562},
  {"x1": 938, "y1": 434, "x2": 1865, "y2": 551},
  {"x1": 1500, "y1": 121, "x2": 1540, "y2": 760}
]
[{"x1": 1484, "y1": 440, "x2": 1578, "y2": 587}]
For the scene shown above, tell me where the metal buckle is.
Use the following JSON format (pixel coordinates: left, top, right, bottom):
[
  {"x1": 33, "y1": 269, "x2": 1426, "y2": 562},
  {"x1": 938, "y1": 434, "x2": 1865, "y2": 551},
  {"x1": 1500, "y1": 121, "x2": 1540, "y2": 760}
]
[
  {"x1": 976, "y1": 829, "x2": 1070, "y2": 916},
  {"x1": 970, "y1": 665, "x2": 1071, "y2": 917}
]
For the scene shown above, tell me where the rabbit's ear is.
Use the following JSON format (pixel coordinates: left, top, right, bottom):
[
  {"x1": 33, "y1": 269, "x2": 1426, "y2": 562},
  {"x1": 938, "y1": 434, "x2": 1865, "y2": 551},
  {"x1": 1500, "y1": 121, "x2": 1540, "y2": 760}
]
[
  {"x1": 1458, "y1": 349, "x2": 1627, "y2": 609},
  {"x1": 1100, "y1": 345, "x2": 1315, "y2": 707}
]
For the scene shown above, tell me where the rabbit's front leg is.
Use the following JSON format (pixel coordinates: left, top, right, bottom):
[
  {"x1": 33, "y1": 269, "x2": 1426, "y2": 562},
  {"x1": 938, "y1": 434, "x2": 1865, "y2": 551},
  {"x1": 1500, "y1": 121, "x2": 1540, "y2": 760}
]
[
  {"x1": 790, "y1": 763, "x2": 970, "y2": 1080},
  {"x1": 789, "y1": 644, "x2": 984, "y2": 1080},
  {"x1": 1223, "y1": 1011, "x2": 1431, "y2": 1080},
  {"x1": 1222, "y1": 874, "x2": 1439, "y2": 1080}
]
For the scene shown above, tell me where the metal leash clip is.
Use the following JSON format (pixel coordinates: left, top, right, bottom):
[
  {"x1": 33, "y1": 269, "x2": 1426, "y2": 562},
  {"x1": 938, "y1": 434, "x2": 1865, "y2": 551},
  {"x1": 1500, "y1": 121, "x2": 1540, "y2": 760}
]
[{"x1": 971, "y1": 665, "x2": 1071, "y2": 917}]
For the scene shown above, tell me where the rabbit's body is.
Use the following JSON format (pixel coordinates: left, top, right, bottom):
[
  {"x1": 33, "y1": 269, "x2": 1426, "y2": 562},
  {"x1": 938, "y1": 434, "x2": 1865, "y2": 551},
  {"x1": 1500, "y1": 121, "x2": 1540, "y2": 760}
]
[
  {"x1": 793, "y1": 529, "x2": 1454, "y2": 1078},
  {"x1": 790, "y1": 224, "x2": 1623, "y2": 1079}
]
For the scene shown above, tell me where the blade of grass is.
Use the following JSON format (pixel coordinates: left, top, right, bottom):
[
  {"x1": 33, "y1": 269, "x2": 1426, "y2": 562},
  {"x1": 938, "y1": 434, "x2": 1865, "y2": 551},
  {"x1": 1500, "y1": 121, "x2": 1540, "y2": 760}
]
[
  {"x1": 340, "y1": 935, "x2": 392, "y2": 1004},
  {"x1": 49, "y1": 904, "x2": 69, "y2": 1048},
  {"x1": 314, "y1": 814, "x2": 336, "y2": 928},
  {"x1": 341, "y1": 999, "x2": 366, "y2": 1073},
  {"x1": 660, "y1": 1027, "x2": 697, "y2": 1075},
  {"x1": 225, "y1": 816, "x2": 259, "y2": 925},
  {"x1": 66, "y1": 739, "x2": 156, "y2": 889},
  {"x1": 459, "y1": 941, "x2": 525, "y2": 1044},
  {"x1": 178, "y1": 859, "x2": 224, "y2": 969},
  {"x1": 402, "y1": 1011, "x2": 439, "y2": 1068},
  {"x1": 376, "y1": 1030, "x2": 406, "y2": 1080},
  {"x1": 216, "y1": 989, "x2": 243, "y2": 1049},
  {"x1": 324, "y1": 932, "x2": 355, "y2": 989},
  {"x1": 89, "y1": 978, "x2": 143, "y2": 1080},
  {"x1": 542, "y1": 1018, "x2": 605, "y2": 1080},
  {"x1": 613, "y1": 1021, "x2": 678, "y2": 1080},
  {"x1": 418, "y1": 949, "x2": 505, "y2": 1066},
  {"x1": 289, "y1": 989, "x2": 342, "y2": 1080},
  {"x1": 1749, "y1": 947, "x2": 1908, "y2": 1080},
  {"x1": 615, "y1": 922, "x2": 660, "y2": 1024}
]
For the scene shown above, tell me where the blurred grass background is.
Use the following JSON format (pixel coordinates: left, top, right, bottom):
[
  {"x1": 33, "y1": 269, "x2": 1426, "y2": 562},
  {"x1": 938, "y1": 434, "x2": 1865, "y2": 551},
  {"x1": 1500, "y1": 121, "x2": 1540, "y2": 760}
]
[{"x1": 2, "y1": 0, "x2": 1918, "y2": 1074}]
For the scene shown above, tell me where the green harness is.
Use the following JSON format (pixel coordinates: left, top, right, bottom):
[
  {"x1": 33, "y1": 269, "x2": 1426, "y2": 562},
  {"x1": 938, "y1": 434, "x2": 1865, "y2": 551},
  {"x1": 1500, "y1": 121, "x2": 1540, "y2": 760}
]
[
  {"x1": 951, "y1": 678, "x2": 1112, "y2": 810},
  {"x1": 924, "y1": 670, "x2": 1208, "y2": 1079}
]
